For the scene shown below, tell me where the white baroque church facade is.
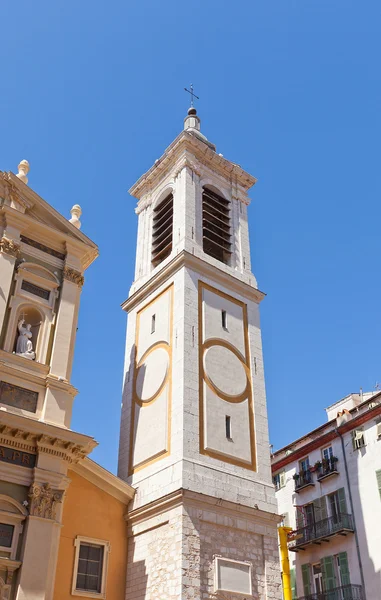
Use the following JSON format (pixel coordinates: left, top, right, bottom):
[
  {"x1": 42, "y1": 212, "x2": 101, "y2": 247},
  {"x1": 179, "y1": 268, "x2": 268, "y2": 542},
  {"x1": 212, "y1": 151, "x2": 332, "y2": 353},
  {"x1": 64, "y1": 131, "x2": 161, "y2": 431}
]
[{"x1": 118, "y1": 107, "x2": 282, "y2": 599}]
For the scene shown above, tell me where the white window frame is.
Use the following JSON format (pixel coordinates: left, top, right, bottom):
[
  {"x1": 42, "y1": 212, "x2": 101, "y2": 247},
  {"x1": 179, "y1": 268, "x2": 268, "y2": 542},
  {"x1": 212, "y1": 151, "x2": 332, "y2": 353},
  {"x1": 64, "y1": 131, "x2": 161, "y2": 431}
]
[
  {"x1": 322, "y1": 446, "x2": 333, "y2": 461},
  {"x1": 214, "y1": 556, "x2": 253, "y2": 596},
  {"x1": 72, "y1": 536, "x2": 111, "y2": 599},
  {"x1": 0, "y1": 496, "x2": 27, "y2": 561}
]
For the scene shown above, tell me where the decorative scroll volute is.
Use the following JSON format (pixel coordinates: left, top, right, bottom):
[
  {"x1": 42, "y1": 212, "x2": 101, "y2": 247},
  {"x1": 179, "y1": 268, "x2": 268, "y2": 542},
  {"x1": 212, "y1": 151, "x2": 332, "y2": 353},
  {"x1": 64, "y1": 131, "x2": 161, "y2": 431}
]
[
  {"x1": 63, "y1": 266, "x2": 84, "y2": 287},
  {"x1": 0, "y1": 237, "x2": 21, "y2": 259},
  {"x1": 28, "y1": 482, "x2": 64, "y2": 520}
]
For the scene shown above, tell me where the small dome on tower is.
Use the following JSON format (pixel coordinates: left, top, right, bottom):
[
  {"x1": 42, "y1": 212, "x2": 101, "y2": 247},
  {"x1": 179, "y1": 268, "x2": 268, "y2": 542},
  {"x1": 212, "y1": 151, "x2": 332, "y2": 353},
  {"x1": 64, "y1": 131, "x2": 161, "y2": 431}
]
[{"x1": 187, "y1": 107, "x2": 197, "y2": 116}]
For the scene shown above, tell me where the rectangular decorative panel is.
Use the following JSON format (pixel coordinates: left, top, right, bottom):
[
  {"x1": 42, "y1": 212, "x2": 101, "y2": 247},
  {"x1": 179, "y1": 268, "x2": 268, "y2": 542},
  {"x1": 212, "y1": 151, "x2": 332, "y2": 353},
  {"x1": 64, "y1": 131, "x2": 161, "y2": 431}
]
[
  {"x1": 198, "y1": 281, "x2": 256, "y2": 470},
  {"x1": 0, "y1": 446, "x2": 36, "y2": 468},
  {"x1": 0, "y1": 381, "x2": 38, "y2": 413},
  {"x1": 215, "y1": 557, "x2": 252, "y2": 595},
  {"x1": 21, "y1": 280, "x2": 50, "y2": 300},
  {"x1": 129, "y1": 285, "x2": 173, "y2": 474}
]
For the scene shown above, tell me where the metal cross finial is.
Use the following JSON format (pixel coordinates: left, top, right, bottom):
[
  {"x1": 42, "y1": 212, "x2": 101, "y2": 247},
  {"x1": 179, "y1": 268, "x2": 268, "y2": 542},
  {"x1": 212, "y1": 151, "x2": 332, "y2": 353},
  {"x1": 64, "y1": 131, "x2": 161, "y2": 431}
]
[{"x1": 184, "y1": 84, "x2": 199, "y2": 108}]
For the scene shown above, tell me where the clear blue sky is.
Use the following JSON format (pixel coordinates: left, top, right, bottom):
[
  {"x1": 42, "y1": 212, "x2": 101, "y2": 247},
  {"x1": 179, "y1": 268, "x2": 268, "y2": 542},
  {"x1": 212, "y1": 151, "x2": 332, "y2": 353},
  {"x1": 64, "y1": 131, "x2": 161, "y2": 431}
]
[{"x1": 1, "y1": 1, "x2": 380, "y2": 472}]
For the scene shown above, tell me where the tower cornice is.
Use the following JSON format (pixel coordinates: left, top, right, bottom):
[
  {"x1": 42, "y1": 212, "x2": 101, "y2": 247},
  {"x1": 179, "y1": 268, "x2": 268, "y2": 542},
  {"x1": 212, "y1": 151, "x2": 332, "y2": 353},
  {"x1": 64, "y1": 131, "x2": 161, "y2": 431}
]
[
  {"x1": 121, "y1": 250, "x2": 265, "y2": 313},
  {"x1": 129, "y1": 131, "x2": 257, "y2": 201}
]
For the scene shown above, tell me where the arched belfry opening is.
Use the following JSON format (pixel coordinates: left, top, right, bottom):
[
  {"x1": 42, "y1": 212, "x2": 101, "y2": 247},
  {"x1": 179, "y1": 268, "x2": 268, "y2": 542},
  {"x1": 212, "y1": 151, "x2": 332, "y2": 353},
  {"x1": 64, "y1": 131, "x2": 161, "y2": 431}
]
[
  {"x1": 202, "y1": 186, "x2": 231, "y2": 265},
  {"x1": 151, "y1": 193, "x2": 173, "y2": 267}
]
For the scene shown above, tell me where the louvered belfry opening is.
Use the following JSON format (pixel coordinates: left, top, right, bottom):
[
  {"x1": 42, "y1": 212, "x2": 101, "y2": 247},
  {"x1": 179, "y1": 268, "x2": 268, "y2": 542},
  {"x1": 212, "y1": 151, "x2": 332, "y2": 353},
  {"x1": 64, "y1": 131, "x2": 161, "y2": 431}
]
[
  {"x1": 202, "y1": 187, "x2": 231, "y2": 264},
  {"x1": 152, "y1": 193, "x2": 173, "y2": 267}
]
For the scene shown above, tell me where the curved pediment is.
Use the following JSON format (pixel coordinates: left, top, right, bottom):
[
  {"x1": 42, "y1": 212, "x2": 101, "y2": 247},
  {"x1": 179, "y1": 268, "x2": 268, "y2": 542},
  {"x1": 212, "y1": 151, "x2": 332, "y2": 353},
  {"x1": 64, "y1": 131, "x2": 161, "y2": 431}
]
[{"x1": 18, "y1": 263, "x2": 59, "y2": 284}]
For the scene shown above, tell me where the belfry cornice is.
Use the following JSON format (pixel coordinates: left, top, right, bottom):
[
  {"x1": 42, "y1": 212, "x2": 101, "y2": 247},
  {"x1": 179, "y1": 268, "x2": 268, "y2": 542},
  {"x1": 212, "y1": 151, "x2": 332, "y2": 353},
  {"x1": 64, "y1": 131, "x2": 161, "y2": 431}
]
[
  {"x1": 122, "y1": 250, "x2": 265, "y2": 313},
  {"x1": 129, "y1": 131, "x2": 257, "y2": 200}
]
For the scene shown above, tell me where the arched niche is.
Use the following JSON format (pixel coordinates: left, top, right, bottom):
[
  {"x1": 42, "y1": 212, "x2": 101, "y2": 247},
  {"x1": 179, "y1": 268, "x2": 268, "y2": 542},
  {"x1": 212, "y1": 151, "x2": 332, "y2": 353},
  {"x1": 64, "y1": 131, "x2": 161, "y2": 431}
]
[
  {"x1": 3, "y1": 261, "x2": 60, "y2": 364},
  {"x1": 12, "y1": 305, "x2": 44, "y2": 358}
]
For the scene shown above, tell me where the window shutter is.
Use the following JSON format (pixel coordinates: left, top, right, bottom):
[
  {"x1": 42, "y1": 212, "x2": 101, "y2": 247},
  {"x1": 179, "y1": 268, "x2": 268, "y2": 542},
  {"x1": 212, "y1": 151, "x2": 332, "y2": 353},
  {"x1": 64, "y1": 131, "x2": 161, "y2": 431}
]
[
  {"x1": 301, "y1": 564, "x2": 311, "y2": 596},
  {"x1": 337, "y1": 488, "x2": 348, "y2": 515},
  {"x1": 296, "y1": 508, "x2": 304, "y2": 530},
  {"x1": 151, "y1": 194, "x2": 173, "y2": 267},
  {"x1": 202, "y1": 188, "x2": 232, "y2": 264},
  {"x1": 280, "y1": 471, "x2": 286, "y2": 488},
  {"x1": 376, "y1": 470, "x2": 381, "y2": 500},
  {"x1": 377, "y1": 422, "x2": 381, "y2": 439},
  {"x1": 290, "y1": 568, "x2": 297, "y2": 600},
  {"x1": 313, "y1": 496, "x2": 327, "y2": 522},
  {"x1": 338, "y1": 552, "x2": 351, "y2": 586},
  {"x1": 321, "y1": 556, "x2": 336, "y2": 591}
]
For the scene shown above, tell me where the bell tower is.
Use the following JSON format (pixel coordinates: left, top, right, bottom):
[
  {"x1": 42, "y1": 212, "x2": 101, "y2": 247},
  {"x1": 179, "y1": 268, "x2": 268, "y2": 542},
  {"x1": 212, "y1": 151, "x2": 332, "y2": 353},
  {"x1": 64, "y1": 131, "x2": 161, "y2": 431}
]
[{"x1": 119, "y1": 108, "x2": 282, "y2": 599}]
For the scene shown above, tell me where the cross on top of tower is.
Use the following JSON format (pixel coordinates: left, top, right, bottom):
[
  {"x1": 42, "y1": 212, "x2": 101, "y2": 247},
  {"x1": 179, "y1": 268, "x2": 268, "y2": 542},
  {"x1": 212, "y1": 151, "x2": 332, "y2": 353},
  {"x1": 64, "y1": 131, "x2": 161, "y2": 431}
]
[{"x1": 184, "y1": 84, "x2": 199, "y2": 108}]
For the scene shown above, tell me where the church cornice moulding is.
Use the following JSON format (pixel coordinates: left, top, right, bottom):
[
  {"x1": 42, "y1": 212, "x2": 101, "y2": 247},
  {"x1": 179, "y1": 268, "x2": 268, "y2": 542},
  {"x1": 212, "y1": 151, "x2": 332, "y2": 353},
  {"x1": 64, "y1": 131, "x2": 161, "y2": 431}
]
[
  {"x1": 0, "y1": 425, "x2": 92, "y2": 464},
  {"x1": 129, "y1": 132, "x2": 256, "y2": 200}
]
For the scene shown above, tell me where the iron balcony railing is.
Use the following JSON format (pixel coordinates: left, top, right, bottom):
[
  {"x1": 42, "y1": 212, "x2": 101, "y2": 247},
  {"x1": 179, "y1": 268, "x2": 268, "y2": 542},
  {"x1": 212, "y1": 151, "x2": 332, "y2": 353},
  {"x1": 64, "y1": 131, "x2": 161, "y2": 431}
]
[
  {"x1": 295, "y1": 470, "x2": 314, "y2": 489},
  {"x1": 318, "y1": 458, "x2": 339, "y2": 478},
  {"x1": 290, "y1": 513, "x2": 354, "y2": 548},
  {"x1": 298, "y1": 583, "x2": 364, "y2": 600}
]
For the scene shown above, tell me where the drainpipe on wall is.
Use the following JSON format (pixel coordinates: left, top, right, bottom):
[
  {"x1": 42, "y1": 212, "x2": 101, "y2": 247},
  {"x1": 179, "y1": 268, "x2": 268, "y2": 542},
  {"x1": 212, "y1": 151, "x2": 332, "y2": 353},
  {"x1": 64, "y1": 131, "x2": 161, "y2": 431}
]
[
  {"x1": 278, "y1": 526, "x2": 293, "y2": 600},
  {"x1": 337, "y1": 429, "x2": 367, "y2": 600}
]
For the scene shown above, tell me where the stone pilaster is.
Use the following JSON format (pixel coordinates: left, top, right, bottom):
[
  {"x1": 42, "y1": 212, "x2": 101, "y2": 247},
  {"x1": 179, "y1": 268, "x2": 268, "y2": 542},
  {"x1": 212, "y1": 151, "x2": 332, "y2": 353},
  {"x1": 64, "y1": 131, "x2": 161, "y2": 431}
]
[
  {"x1": 0, "y1": 237, "x2": 20, "y2": 340},
  {"x1": 50, "y1": 269, "x2": 83, "y2": 381}
]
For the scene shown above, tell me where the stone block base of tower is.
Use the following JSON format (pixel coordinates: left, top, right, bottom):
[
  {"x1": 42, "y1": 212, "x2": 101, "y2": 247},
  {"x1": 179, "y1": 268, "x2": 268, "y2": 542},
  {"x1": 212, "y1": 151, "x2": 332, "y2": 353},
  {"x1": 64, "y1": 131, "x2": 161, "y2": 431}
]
[{"x1": 126, "y1": 489, "x2": 282, "y2": 600}]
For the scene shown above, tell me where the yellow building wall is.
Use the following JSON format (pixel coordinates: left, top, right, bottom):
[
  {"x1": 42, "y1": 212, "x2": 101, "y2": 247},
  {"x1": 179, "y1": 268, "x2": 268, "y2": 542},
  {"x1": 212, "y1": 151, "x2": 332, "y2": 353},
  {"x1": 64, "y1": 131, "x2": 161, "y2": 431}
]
[{"x1": 54, "y1": 470, "x2": 127, "y2": 600}]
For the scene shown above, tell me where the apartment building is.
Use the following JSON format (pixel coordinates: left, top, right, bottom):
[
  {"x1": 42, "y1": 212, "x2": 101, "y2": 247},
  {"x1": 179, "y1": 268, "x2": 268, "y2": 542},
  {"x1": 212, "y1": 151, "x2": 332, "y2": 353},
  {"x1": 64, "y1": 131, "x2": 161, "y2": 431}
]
[{"x1": 271, "y1": 391, "x2": 381, "y2": 600}]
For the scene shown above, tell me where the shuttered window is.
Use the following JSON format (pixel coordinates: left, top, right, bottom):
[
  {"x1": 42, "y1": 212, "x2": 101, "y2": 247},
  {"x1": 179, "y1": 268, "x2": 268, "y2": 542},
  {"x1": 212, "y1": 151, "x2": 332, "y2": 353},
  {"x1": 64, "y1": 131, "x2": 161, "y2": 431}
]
[
  {"x1": 321, "y1": 556, "x2": 337, "y2": 591},
  {"x1": 202, "y1": 187, "x2": 231, "y2": 264},
  {"x1": 352, "y1": 428, "x2": 365, "y2": 450},
  {"x1": 301, "y1": 564, "x2": 311, "y2": 596},
  {"x1": 296, "y1": 508, "x2": 304, "y2": 529},
  {"x1": 290, "y1": 568, "x2": 297, "y2": 600},
  {"x1": 337, "y1": 488, "x2": 347, "y2": 514},
  {"x1": 152, "y1": 194, "x2": 173, "y2": 267},
  {"x1": 313, "y1": 496, "x2": 327, "y2": 523},
  {"x1": 337, "y1": 552, "x2": 350, "y2": 586},
  {"x1": 376, "y1": 470, "x2": 381, "y2": 500}
]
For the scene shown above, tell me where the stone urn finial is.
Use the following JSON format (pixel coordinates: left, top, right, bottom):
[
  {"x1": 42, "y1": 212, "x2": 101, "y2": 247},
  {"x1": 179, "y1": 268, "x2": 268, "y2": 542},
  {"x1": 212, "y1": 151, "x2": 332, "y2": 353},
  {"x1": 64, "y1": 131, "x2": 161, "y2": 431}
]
[
  {"x1": 16, "y1": 160, "x2": 30, "y2": 185},
  {"x1": 69, "y1": 204, "x2": 82, "y2": 229}
]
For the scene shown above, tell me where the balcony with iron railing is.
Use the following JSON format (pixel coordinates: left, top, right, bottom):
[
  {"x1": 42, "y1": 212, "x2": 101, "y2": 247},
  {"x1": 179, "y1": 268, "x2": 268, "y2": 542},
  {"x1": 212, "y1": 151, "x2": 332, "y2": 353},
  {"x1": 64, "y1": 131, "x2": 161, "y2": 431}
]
[
  {"x1": 289, "y1": 513, "x2": 354, "y2": 551},
  {"x1": 317, "y1": 457, "x2": 339, "y2": 482},
  {"x1": 294, "y1": 458, "x2": 339, "y2": 491},
  {"x1": 294, "y1": 469, "x2": 314, "y2": 492},
  {"x1": 297, "y1": 583, "x2": 364, "y2": 600}
]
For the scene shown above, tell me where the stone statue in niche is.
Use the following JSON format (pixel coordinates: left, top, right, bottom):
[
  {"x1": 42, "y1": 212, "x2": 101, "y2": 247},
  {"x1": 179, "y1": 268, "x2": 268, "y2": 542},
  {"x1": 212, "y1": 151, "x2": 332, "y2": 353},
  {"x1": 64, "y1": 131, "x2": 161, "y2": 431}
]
[{"x1": 16, "y1": 319, "x2": 35, "y2": 360}]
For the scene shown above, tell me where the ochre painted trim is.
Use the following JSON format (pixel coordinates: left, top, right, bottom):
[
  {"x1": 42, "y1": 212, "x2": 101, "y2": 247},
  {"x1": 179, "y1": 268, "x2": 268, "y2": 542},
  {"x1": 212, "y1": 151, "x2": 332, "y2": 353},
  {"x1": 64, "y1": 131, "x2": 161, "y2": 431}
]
[
  {"x1": 198, "y1": 281, "x2": 257, "y2": 471},
  {"x1": 135, "y1": 341, "x2": 170, "y2": 406},
  {"x1": 128, "y1": 284, "x2": 173, "y2": 475}
]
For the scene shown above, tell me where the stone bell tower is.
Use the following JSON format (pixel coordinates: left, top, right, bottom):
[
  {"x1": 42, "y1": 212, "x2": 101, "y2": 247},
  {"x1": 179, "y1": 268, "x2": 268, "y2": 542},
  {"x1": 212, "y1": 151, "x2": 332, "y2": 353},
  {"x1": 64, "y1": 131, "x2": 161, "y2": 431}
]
[{"x1": 118, "y1": 108, "x2": 282, "y2": 599}]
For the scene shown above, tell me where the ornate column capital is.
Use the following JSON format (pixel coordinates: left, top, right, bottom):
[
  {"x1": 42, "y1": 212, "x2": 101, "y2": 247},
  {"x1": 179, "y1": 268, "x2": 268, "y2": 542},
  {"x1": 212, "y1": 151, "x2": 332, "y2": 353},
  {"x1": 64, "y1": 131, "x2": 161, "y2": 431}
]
[
  {"x1": 28, "y1": 482, "x2": 64, "y2": 520},
  {"x1": 0, "y1": 237, "x2": 21, "y2": 258},
  {"x1": 63, "y1": 266, "x2": 84, "y2": 287}
]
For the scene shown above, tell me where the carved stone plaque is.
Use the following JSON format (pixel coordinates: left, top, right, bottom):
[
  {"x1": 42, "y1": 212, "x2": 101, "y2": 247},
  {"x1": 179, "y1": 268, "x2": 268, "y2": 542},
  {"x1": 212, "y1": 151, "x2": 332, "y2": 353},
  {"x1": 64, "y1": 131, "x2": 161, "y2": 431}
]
[
  {"x1": 0, "y1": 446, "x2": 36, "y2": 468},
  {"x1": 0, "y1": 382, "x2": 38, "y2": 413}
]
